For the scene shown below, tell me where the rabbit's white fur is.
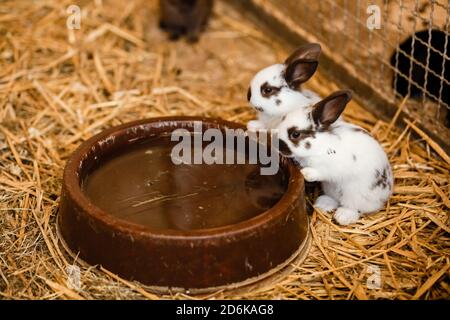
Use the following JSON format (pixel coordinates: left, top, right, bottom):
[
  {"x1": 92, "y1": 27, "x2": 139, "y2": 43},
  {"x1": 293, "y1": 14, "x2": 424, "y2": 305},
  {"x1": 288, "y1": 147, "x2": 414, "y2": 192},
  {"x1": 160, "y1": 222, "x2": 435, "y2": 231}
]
[
  {"x1": 276, "y1": 91, "x2": 393, "y2": 225},
  {"x1": 247, "y1": 64, "x2": 320, "y2": 130},
  {"x1": 247, "y1": 43, "x2": 322, "y2": 131}
]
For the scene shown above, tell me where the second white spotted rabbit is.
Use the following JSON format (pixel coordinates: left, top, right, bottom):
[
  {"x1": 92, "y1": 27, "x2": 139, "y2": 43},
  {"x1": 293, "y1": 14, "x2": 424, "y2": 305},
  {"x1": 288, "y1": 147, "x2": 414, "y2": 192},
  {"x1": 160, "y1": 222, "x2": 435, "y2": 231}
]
[
  {"x1": 247, "y1": 43, "x2": 322, "y2": 131},
  {"x1": 276, "y1": 90, "x2": 393, "y2": 225}
]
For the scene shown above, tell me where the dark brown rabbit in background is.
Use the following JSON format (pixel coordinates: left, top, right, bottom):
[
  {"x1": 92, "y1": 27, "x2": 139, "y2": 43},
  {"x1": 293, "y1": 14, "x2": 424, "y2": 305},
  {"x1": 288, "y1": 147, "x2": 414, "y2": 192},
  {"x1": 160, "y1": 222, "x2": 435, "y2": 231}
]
[{"x1": 159, "y1": 0, "x2": 213, "y2": 42}]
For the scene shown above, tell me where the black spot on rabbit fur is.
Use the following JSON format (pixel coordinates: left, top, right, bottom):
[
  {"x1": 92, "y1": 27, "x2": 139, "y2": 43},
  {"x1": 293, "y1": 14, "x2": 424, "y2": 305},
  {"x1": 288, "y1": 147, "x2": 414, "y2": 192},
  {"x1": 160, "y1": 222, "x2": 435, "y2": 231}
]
[
  {"x1": 278, "y1": 139, "x2": 292, "y2": 156},
  {"x1": 390, "y1": 30, "x2": 450, "y2": 127},
  {"x1": 371, "y1": 165, "x2": 390, "y2": 190}
]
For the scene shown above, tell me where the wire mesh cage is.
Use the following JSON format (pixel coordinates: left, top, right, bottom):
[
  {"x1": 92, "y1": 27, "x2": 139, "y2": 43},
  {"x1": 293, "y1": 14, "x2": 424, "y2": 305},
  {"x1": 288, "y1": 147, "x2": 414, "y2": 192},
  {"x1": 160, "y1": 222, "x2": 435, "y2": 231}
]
[{"x1": 234, "y1": 0, "x2": 450, "y2": 149}]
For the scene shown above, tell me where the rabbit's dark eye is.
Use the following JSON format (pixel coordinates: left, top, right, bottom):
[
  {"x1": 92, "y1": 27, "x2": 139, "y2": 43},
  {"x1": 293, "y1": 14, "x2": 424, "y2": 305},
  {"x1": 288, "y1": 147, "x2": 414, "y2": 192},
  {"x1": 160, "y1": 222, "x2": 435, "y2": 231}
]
[
  {"x1": 287, "y1": 126, "x2": 316, "y2": 144},
  {"x1": 263, "y1": 87, "x2": 272, "y2": 94},
  {"x1": 261, "y1": 82, "x2": 280, "y2": 98},
  {"x1": 290, "y1": 130, "x2": 301, "y2": 140}
]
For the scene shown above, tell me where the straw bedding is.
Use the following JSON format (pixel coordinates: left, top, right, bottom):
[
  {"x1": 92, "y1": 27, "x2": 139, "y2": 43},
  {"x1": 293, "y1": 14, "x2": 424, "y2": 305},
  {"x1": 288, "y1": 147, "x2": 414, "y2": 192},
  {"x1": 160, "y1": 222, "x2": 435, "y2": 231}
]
[{"x1": 0, "y1": 0, "x2": 449, "y2": 300}]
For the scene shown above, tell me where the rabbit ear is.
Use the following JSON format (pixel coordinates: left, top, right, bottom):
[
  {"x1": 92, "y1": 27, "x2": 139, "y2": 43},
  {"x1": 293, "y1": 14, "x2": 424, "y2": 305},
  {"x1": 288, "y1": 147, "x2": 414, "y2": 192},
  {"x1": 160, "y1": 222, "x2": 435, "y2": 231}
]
[
  {"x1": 284, "y1": 59, "x2": 318, "y2": 88},
  {"x1": 312, "y1": 90, "x2": 352, "y2": 128},
  {"x1": 284, "y1": 43, "x2": 321, "y2": 88},
  {"x1": 285, "y1": 43, "x2": 322, "y2": 65}
]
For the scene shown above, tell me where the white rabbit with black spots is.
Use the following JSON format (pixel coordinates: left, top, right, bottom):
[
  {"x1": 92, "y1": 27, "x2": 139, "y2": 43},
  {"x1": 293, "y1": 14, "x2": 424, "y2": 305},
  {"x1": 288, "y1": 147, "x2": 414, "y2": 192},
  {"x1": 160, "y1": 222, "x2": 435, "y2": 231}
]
[
  {"x1": 247, "y1": 43, "x2": 322, "y2": 131},
  {"x1": 276, "y1": 90, "x2": 393, "y2": 225}
]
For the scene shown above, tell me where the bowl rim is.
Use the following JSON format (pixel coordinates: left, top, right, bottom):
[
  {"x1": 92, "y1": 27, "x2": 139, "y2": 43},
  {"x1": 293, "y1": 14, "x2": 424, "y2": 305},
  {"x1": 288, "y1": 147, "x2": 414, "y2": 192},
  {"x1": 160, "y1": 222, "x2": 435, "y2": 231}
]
[{"x1": 63, "y1": 116, "x2": 304, "y2": 240}]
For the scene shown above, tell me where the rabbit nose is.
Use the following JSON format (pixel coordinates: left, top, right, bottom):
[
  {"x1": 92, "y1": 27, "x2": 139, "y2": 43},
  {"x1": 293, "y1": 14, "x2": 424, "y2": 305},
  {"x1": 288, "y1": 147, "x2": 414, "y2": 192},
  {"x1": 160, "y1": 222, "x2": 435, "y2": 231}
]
[{"x1": 278, "y1": 139, "x2": 292, "y2": 156}]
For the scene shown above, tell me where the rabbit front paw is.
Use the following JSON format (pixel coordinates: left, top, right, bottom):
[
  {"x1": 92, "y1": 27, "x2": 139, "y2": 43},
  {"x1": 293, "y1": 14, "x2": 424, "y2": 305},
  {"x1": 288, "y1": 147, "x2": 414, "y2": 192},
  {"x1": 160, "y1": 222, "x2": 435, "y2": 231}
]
[
  {"x1": 333, "y1": 207, "x2": 360, "y2": 225},
  {"x1": 314, "y1": 195, "x2": 338, "y2": 212},
  {"x1": 300, "y1": 167, "x2": 322, "y2": 182}
]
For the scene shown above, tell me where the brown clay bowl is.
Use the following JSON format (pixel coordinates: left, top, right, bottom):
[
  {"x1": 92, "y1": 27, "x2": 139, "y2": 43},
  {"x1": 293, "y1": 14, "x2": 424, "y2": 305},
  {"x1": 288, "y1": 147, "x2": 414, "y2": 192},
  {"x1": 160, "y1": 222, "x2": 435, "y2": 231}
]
[{"x1": 58, "y1": 116, "x2": 309, "y2": 292}]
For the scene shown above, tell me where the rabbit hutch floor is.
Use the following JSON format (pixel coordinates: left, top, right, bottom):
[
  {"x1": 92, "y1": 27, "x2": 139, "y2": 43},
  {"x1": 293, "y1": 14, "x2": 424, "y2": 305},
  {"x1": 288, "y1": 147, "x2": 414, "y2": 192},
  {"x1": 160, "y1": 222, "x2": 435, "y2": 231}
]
[{"x1": 0, "y1": 0, "x2": 449, "y2": 300}]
